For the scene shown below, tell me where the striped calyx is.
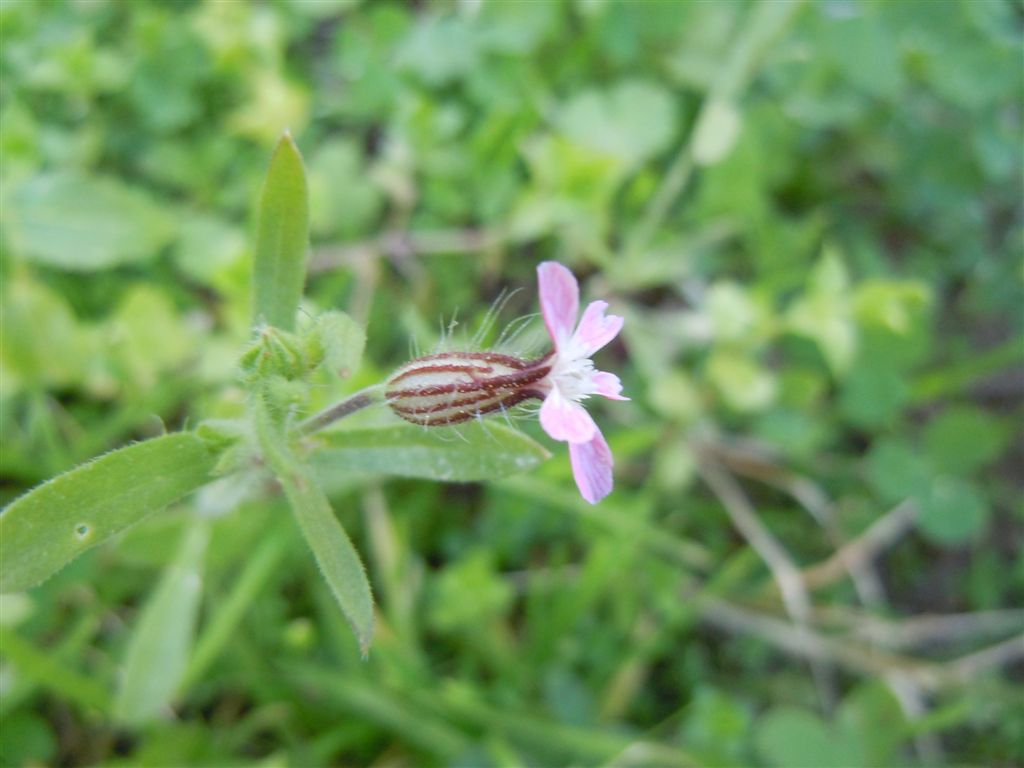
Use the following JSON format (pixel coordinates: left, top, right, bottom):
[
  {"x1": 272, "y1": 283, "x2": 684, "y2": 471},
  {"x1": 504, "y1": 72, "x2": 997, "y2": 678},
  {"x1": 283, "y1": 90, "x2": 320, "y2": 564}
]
[{"x1": 385, "y1": 351, "x2": 552, "y2": 426}]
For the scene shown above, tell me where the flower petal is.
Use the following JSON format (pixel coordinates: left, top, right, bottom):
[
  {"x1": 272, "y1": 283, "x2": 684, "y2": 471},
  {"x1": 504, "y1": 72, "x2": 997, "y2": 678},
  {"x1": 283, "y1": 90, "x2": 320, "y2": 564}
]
[
  {"x1": 573, "y1": 301, "x2": 624, "y2": 356},
  {"x1": 537, "y1": 261, "x2": 579, "y2": 348},
  {"x1": 569, "y1": 430, "x2": 614, "y2": 504},
  {"x1": 539, "y1": 388, "x2": 597, "y2": 443},
  {"x1": 592, "y1": 371, "x2": 629, "y2": 401}
]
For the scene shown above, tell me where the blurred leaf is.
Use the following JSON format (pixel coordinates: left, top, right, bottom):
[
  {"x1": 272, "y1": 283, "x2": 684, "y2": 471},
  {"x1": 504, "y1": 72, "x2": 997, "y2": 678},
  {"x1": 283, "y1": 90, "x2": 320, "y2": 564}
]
[
  {"x1": 174, "y1": 213, "x2": 247, "y2": 285},
  {"x1": 477, "y1": 0, "x2": 561, "y2": 54},
  {"x1": 308, "y1": 139, "x2": 383, "y2": 238},
  {"x1": 3, "y1": 173, "x2": 174, "y2": 270},
  {"x1": 865, "y1": 437, "x2": 931, "y2": 504},
  {"x1": 114, "y1": 518, "x2": 209, "y2": 724},
  {"x1": 0, "y1": 433, "x2": 217, "y2": 592},
  {"x1": 755, "y1": 707, "x2": 864, "y2": 768},
  {"x1": 853, "y1": 280, "x2": 933, "y2": 370},
  {"x1": 398, "y1": 15, "x2": 480, "y2": 85},
  {"x1": 839, "y1": 363, "x2": 908, "y2": 429},
  {"x1": 706, "y1": 281, "x2": 768, "y2": 344},
  {"x1": 331, "y1": 4, "x2": 409, "y2": 118},
  {"x1": 922, "y1": 405, "x2": 1010, "y2": 476},
  {"x1": 428, "y1": 550, "x2": 513, "y2": 632},
  {"x1": 681, "y1": 687, "x2": 752, "y2": 765},
  {"x1": 817, "y1": 6, "x2": 904, "y2": 99},
  {"x1": 0, "y1": 712, "x2": 57, "y2": 766},
  {"x1": 692, "y1": 98, "x2": 741, "y2": 166},
  {"x1": 252, "y1": 132, "x2": 309, "y2": 332},
  {"x1": 706, "y1": 350, "x2": 778, "y2": 412},
  {"x1": 556, "y1": 80, "x2": 677, "y2": 168},
  {"x1": 665, "y1": 3, "x2": 741, "y2": 89},
  {"x1": 917, "y1": 476, "x2": 990, "y2": 545},
  {"x1": 787, "y1": 249, "x2": 855, "y2": 376},
  {"x1": 0, "y1": 272, "x2": 91, "y2": 393},
  {"x1": 312, "y1": 422, "x2": 551, "y2": 483},
  {"x1": 107, "y1": 285, "x2": 195, "y2": 391},
  {"x1": 128, "y1": 9, "x2": 208, "y2": 133},
  {"x1": 229, "y1": 70, "x2": 310, "y2": 143},
  {"x1": 0, "y1": 593, "x2": 33, "y2": 627},
  {"x1": 836, "y1": 682, "x2": 907, "y2": 766}
]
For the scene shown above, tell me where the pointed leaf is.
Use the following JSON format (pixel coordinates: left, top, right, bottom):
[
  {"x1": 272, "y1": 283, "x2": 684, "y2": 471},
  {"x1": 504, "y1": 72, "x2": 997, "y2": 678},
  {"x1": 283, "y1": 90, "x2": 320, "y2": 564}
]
[
  {"x1": 0, "y1": 433, "x2": 217, "y2": 592},
  {"x1": 254, "y1": 395, "x2": 374, "y2": 653},
  {"x1": 253, "y1": 131, "x2": 309, "y2": 331},
  {"x1": 280, "y1": 465, "x2": 374, "y2": 655}
]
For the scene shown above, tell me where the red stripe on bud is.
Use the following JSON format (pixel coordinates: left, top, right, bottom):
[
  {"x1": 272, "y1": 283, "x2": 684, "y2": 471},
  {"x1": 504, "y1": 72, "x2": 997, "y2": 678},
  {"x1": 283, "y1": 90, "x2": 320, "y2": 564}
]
[{"x1": 385, "y1": 351, "x2": 551, "y2": 426}]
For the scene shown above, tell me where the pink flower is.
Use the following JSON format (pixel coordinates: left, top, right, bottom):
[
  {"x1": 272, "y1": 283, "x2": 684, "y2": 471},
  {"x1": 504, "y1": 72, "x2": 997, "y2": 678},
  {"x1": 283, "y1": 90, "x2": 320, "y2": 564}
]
[{"x1": 535, "y1": 262, "x2": 627, "y2": 504}]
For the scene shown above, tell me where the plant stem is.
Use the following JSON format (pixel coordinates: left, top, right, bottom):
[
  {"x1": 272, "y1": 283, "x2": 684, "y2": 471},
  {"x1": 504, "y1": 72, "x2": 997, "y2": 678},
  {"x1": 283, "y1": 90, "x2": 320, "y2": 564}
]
[{"x1": 296, "y1": 385, "x2": 383, "y2": 436}]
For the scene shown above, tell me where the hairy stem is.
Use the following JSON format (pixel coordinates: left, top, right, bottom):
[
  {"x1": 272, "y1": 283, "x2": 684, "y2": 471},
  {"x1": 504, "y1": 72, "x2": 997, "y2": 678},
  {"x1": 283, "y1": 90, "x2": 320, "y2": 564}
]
[{"x1": 296, "y1": 386, "x2": 383, "y2": 436}]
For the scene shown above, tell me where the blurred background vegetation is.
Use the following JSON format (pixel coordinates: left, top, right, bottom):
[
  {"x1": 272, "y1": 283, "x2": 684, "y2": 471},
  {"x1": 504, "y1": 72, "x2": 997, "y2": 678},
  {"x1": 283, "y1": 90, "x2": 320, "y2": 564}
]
[{"x1": 1, "y1": 0, "x2": 1022, "y2": 765}]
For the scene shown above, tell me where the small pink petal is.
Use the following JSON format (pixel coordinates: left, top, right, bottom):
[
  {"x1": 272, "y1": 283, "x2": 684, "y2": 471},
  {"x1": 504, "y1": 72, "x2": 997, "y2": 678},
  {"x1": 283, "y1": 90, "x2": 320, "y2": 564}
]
[
  {"x1": 537, "y1": 262, "x2": 579, "y2": 348},
  {"x1": 569, "y1": 430, "x2": 614, "y2": 504},
  {"x1": 539, "y1": 388, "x2": 597, "y2": 443},
  {"x1": 592, "y1": 371, "x2": 629, "y2": 401},
  {"x1": 573, "y1": 301, "x2": 624, "y2": 356}
]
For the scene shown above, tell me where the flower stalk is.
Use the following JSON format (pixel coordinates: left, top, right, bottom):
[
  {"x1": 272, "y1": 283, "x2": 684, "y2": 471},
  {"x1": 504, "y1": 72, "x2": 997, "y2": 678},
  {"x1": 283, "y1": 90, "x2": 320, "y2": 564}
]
[{"x1": 296, "y1": 386, "x2": 383, "y2": 435}]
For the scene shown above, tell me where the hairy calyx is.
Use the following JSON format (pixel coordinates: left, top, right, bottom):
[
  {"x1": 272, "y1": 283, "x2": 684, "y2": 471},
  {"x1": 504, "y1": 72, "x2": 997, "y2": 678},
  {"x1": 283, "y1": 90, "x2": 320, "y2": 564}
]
[{"x1": 385, "y1": 351, "x2": 552, "y2": 426}]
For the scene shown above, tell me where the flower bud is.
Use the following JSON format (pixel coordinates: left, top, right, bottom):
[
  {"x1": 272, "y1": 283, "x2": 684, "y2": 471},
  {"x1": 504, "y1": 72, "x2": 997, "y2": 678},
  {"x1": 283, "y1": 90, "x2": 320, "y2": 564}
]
[
  {"x1": 239, "y1": 326, "x2": 311, "y2": 381},
  {"x1": 385, "y1": 351, "x2": 552, "y2": 426}
]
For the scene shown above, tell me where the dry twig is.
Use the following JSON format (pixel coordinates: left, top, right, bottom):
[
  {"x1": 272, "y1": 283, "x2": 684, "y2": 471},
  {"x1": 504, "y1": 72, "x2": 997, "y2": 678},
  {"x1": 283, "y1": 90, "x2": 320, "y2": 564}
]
[{"x1": 694, "y1": 448, "x2": 838, "y2": 711}]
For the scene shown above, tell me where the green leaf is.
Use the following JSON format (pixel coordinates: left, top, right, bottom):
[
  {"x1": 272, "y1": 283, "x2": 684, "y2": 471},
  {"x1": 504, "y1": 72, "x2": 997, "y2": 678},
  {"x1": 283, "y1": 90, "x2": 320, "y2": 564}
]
[
  {"x1": 0, "y1": 433, "x2": 217, "y2": 593},
  {"x1": 252, "y1": 131, "x2": 309, "y2": 332},
  {"x1": 556, "y1": 80, "x2": 678, "y2": 168},
  {"x1": 254, "y1": 396, "x2": 374, "y2": 654},
  {"x1": 917, "y1": 477, "x2": 990, "y2": 545},
  {"x1": 839, "y1": 362, "x2": 908, "y2": 429},
  {"x1": 836, "y1": 682, "x2": 907, "y2": 766},
  {"x1": 755, "y1": 707, "x2": 864, "y2": 768},
  {"x1": 0, "y1": 626, "x2": 111, "y2": 713},
  {"x1": 691, "y1": 98, "x2": 742, "y2": 166},
  {"x1": 307, "y1": 139, "x2": 383, "y2": 239},
  {"x1": 309, "y1": 310, "x2": 366, "y2": 380},
  {"x1": 311, "y1": 422, "x2": 551, "y2": 483},
  {"x1": 0, "y1": 712, "x2": 56, "y2": 766},
  {"x1": 705, "y1": 350, "x2": 778, "y2": 413},
  {"x1": 681, "y1": 687, "x2": 752, "y2": 766},
  {"x1": 427, "y1": 551, "x2": 513, "y2": 632},
  {"x1": 922, "y1": 406, "x2": 1010, "y2": 476},
  {"x1": 786, "y1": 249, "x2": 855, "y2": 376},
  {"x1": 2, "y1": 172, "x2": 175, "y2": 270},
  {"x1": 114, "y1": 518, "x2": 209, "y2": 724},
  {"x1": 865, "y1": 437, "x2": 932, "y2": 504},
  {"x1": 0, "y1": 272, "x2": 91, "y2": 392},
  {"x1": 279, "y1": 464, "x2": 374, "y2": 656}
]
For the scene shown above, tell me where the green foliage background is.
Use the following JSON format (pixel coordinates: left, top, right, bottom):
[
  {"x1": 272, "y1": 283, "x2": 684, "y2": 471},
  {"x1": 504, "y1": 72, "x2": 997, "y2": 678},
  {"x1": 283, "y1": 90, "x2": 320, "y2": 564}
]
[{"x1": 1, "y1": 0, "x2": 1022, "y2": 765}]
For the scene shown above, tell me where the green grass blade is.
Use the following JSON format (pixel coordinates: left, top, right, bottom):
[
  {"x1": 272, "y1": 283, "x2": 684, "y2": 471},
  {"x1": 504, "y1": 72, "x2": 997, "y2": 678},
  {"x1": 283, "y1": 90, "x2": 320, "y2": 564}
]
[
  {"x1": 181, "y1": 529, "x2": 289, "y2": 690},
  {"x1": 114, "y1": 517, "x2": 209, "y2": 724},
  {"x1": 0, "y1": 627, "x2": 111, "y2": 714},
  {"x1": 311, "y1": 422, "x2": 551, "y2": 483},
  {"x1": 252, "y1": 130, "x2": 309, "y2": 331},
  {"x1": 0, "y1": 433, "x2": 217, "y2": 593}
]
